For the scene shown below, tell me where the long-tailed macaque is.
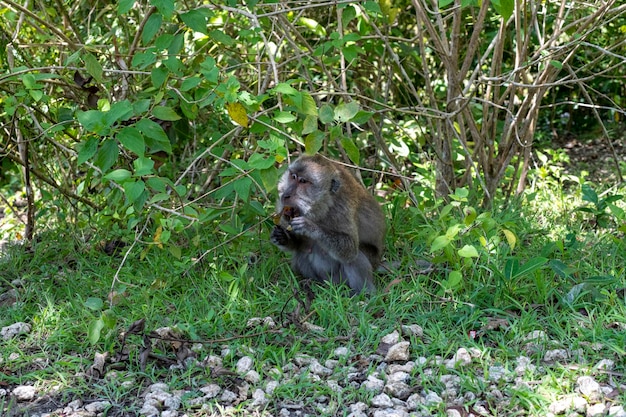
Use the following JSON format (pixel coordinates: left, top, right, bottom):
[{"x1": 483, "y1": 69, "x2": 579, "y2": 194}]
[{"x1": 270, "y1": 154, "x2": 386, "y2": 294}]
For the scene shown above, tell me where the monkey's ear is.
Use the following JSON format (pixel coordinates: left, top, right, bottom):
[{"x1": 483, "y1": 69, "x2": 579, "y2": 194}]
[{"x1": 330, "y1": 178, "x2": 341, "y2": 193}]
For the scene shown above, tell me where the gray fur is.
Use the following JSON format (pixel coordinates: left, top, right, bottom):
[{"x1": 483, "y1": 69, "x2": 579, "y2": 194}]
[{"x1": 270, "y1": 155, "x2": 386, "y2": 294}]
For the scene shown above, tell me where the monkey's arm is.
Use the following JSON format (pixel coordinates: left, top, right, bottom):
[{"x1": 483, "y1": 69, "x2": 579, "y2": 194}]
[{"x1": 288, "y1": 216, "x2": 359, "y2": 262}]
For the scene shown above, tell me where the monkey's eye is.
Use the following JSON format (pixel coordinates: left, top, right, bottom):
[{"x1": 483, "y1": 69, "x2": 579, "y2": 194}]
[
  {"x1": 290, "y1": 173, "x2": 298, "y2": 181},
  {"x1": 298, "y1": 177, "x2": 308, "y2": 184}
]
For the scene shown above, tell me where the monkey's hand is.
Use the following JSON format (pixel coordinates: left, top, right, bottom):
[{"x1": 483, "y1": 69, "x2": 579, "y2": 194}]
[
  {"x1": 270, "y1": 225, "x2": 291, "y2": 249},
  {"x1": 288, "y1": 216, "x2": 319, "y2": 238}
]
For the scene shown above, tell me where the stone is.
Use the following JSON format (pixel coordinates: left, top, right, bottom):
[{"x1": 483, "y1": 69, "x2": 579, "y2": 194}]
[
  {"x1": 424, "y1": 391, "x2": 443, "y2": 406},
  {"x1": 84, "y1": 401, "x2": 111, "y2": 413},
  {"x1": 251, "y1": 389, "x2": 268, "y2": 407},
  {"x1": 587, "y1": 403, "x2": 606, "y2": 417},
  {"x1": 446, "y1": 348, "x2": 472, "y2": 368},
  {"x1": 385, "y1": 341, "x2": 410, "y2": 362},
  {"x1": 13, "y1": 385, "x2": 36, "y2": 401},
  {"x1": 236, "y1": 356, "x2": 254, "y2": 374},
  {"x1": 381, "y1": 331, "x2": 401, "y2": 344},
  {"x1": 384, "y1": 382, "x2": 412, "y2": 400},
  {"x1": 1, "y1": 322, "x2": 31, "y2": 340},
  {"x1": 310, "y1": 361, "x2": 333, "y2": 376},
  {"x1": 577, "y1": 376, "x2": 603, "y2": 403},
  {"x1": 200, "y1": 384, "x2": 221, "y2": 398},
  {"x1": 371, "y1": 393, "x2": 394, "y2": 408},
  {"x1": 543, "y1": 349, "x2": 569, "y2": 363},
  {"x1": 362, "y1": 375, "x2": 385, "y2": 392},
  {"x1": 244, "y1": 370, "x2": 260, "y2": 384}
]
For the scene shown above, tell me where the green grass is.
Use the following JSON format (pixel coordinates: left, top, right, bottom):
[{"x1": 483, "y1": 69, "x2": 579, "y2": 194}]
[{"x1": 1, "y1": 176, "x2": 625, "y2": 416}]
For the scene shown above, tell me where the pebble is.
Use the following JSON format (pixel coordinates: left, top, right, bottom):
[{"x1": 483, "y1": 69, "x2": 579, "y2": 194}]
[
  {"x1": 1, "y1": 322, "x2": 31, "y2": 340},
  {"x1": 236, "y1": 356, "x2": 254, "y2": 373},
  {"x1": 577, "y1": 376, "x2": 603, "y2": 403},
  {"x1": 371, "y1": 393, "x2": 394, "y2": 408},
  {"x1": 385, "y1": 341, "x2": 410, "y2": 362},
  {"x1": 13, "y1": 385, "x2": 36, "y2": 401}
]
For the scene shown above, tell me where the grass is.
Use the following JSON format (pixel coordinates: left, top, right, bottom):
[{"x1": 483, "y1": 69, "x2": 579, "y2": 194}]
[{"x1": 1, "y1": 172, "x2": 625, "y2": 416}]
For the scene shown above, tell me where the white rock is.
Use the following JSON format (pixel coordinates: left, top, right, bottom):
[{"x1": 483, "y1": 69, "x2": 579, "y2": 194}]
[
  {"x1": 325, "y1": 359, "x2": 339, "y2": 369},
  {"x1": 334, "y1": 346, "x2": 350, "y2": 357},
  {"x1": 220, "y1": 389, "x2": 238, "y2": 403},
  {"x1": 373, "y1": 410, "x2": 408, "y2": 417},
  {"x1": 236, "y1": 356, "x2": 254, "y2": 374},
  {"x1": 84, "y1": 401, "x2": 111, "y2": 413},
  {"x1": 406, "y1": 393, "x2": 420, "y2": 410},
  {"x1": 385, "y1": 341, "x2": 410, "y2": 362},
  {"x1": 594, "y1": 359, "x2": 614, "y2": 371},
  {"x1": 488, "y1": 365, "x2": 507, "y2": 381},
  {"x1": 310, "y1": 360, "x2": 333, "y2": 376},
  {"x1": 371, "y1": 393, "x2": 394, "y2": 408},
  {"x1": 524, "y1": 330, "x2": 547, "y2": 341},
  {"x1": 384, "y1": 382, "x2": 412, "y2": 400},
  {"x1": 577, "y1": 376, "x2": 602, "y2": 401},
  {"x1": 446, "y1": 348, "x2": 472, "y2": 368},
  {"x1": 609, "y1": 406, "x2": 626, "y2": 417},
  {"x1": 294, "y1": 354, "x2": 315, "y2": 366},
  {"x1": 515, "y1": 356, "x2": 536, "y2": 374},
  {"x1": 265, "y1": 380, "x2": 279, "y2": 396},
  {"x1": 13, "y1": 385, "x2": 36, "y2": 401},
  {"x1": 139, "y1": 403, "x2": 160, "y2": 416},
  {"x1": 388, "y1": 362, "x2": 414, "y2": 374},
  {"x1": 251, "y1": 389, "x2": 268, "y2": 407},
  {"x1": 587, "y1": 403, "x2": 607, "y2": 417},
  {"x1": 387, "y1": 371, "x2": 410, "y2": 383},
  {"x1": 163, "y1": 395, "x2": 180, "y2": 410},
  {"x1": 1, "y1": 322, "x2": 31, "y2": 340},
  {"x1": 200, "y1": 384, "x2": 221, "y2": 398},
  {"x1": 63, "y1": 399, "x2": 83, "y2": 413},
  {"x1": 327, "y1": 379, "x2": 342, "y2": 392},
  {"x1": 244, "y1": 370, "x2": 260, "y2": 384},
  {"x1": 543, "y1": 349, "x2": 568, "y2": 363},
  {"x1": 401, "y1": 324, "x2": 424, "y2": 337},
  {"x1": 381, "y1": 330, "x2": 401, "y2": 344},
  {"x1": 362, "y1": 375, "x2": 385, "y2": 392},
  {"x1": 161, "y1": 411, "x2": 178, "y2": 417},
  {"x1": 424, "y1": 391, "x2": 443, "y2": 406}
]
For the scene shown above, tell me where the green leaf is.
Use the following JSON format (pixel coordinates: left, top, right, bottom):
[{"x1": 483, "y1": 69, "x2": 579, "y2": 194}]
[
  {"x1": 334, "y1": 101, "x2": 360, "y2": 123},
  {"x1": 136, "y1": 119, "x2": 171, "y2": 153},
  {"x1": 142, "y1": 13, "x2": 162, "y2": 45},
  {"x1": 83, "y1": 53, "x2": 103, "y2": 83},
  {"x1": 77, "y1": 136, "x2": 99, "y2": 165},
  {"x1": 180, "y1": 9, "x2": 209, "y2": 34},
  {"x1": 103, "y1": 169, "x2": 132, "y2": 182},
  {"x1": 274, "y1": 111, "x2": 297, "y2": 123},
  {"x1": 22, "y1": 73, "x2": 37, "y2": 89},
  {"x1": 431, "y1": 235, "x2": 450, "y2": 252},
  {"x1": 491, "y1": 0, "x2": 514, "y2": 21},
  {"x1": 209, "y1": 29, "x2": 235, "y2": 46},
  {"x1": 84, "y1": 297, "x2": 104, "y2": 311},
  {"x1": 105, "y1": 100, "x2": 133, "y2": 126},
  {"x1": 458, "y1": 245, "x2": 479, "y2": 258},
  {"x1": 305, "y1": 130, "x2": 325, "y2": 155},
  {"x1": 549, "y1": 259, "x2": 574, "y2": 278},
  {"x1": 319, "y1": 104, "x2": 335, "y2": 124},
  {"x1": 150, "y1": 0, "x2": 174, "y2": 19},
  {"x1": 88, "y1": 317, "x2": 105, "y2": 345},
  {"x1": 153, "y1": 105, "x2": 181, "y2": 121},
  {"x1": 94, "y1": 139, "x2": 119, "y2": 172},
  {"x1": 118, "y1": 0, "x2": 134, "y2": 14},
  {"x1": 302, "y1": 115, "x2": 318, "y2": 135},
  {"x1": 133, "y1": 157, "x2": 155, "y2": 176},
  {"x1": 151, "y1": 66, "x2": 169, "y2": 89},
  {"x1": 117, "y1": 126, "x2": 145, "y2": 156},
  {"x1": 273, "y1": 83, "x2": 298, "y2": 95},
  {"x1": 444, "y1": 270, "x2": 463, "y2": 290},
  {"x1": 248, "y1": 154, "x2": 275, "y2": 169},
  {"x1": 181, "y1": 76, "x2": 202, "y2": 91},
  {"x1": 123, "y1": 180, "x2": 146, "y2": 204},
  {"x1": 233, "y1": 177, "x2": 252, "y2": 201},
  {"x1": 340, "y1": 137, "x2": 360, "y2": 165}
]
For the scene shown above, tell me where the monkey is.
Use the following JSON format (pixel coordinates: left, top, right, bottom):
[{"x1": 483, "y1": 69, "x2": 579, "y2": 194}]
[{"x1": 270, "y1": 154, "x2": 386, "y2": 294}]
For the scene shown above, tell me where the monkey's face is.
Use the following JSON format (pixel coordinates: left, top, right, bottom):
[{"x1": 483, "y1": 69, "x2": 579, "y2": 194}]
[{"x1": 276, "y1": 157, "x2": 338, "y2": 221}]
